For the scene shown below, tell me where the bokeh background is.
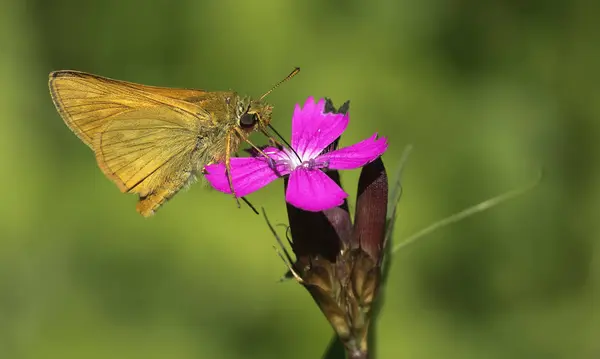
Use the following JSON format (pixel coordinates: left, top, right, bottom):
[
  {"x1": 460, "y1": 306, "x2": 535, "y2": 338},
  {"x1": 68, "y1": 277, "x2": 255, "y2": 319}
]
[{"x1": 1, "y1": 0, "x2": 599, "y2": 358}]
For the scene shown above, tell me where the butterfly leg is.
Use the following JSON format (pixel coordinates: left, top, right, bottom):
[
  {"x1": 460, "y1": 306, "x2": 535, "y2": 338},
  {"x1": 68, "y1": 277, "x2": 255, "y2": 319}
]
[
  {"x1": 233, "y1": 127, "x2": 273, "y2": 160},
  {"x1": 260, "y1": 128, "x2": 285, "y2": 149},
  {"x1": 225, "y1": 133, "x2": 241, "y2": 208}
]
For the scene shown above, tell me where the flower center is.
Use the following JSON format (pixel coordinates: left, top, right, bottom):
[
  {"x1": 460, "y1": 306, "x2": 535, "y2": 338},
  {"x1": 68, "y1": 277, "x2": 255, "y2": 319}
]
[
  {"x1": 304, "y1": 158, "x2": 329, "y2": 170},
  {"x1": 267, "y1": 148, "x2": 329, "y2": 175}
]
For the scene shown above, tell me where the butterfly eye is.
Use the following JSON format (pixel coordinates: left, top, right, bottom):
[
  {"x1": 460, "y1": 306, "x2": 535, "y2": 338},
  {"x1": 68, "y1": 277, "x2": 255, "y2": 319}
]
[{"x1": 240, "y1": 113, "x2": 258, "y2": 128}]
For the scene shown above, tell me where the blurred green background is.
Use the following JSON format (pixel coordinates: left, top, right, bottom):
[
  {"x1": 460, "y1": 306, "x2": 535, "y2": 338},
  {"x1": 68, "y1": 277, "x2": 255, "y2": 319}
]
[{"x1": 1, "y1": 0, "x2": 598, "y2": 358}]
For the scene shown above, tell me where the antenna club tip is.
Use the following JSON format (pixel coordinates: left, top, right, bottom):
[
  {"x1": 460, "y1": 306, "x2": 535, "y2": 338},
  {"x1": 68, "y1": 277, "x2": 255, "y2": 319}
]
[{"x1": 259, "y1": 67, "x2": 301, "y2": 100}]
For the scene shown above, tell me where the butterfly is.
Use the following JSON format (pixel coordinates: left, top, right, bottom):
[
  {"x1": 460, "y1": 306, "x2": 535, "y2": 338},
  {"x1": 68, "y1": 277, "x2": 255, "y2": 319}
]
[{"x1": 49, "y1": 68, "x2": 299, "y2": 216}]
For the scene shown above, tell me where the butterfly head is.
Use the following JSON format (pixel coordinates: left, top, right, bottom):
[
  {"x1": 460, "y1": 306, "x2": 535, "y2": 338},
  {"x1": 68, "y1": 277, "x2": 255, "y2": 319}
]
[{"x1": 237, "y1": 97, "x2": 273, "y2": 134}]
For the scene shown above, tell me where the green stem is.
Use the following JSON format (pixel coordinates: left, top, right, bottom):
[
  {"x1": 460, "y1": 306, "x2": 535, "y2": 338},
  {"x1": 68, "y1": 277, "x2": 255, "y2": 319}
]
[{"x1": 393, "y1": 168, "x2": 542, "y2": 253}]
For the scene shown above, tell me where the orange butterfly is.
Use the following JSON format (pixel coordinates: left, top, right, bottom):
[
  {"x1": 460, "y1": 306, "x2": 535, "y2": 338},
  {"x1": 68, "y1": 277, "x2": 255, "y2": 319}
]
[{"x1": 49, "y1": 68, "x2": 299, "y2": 216}]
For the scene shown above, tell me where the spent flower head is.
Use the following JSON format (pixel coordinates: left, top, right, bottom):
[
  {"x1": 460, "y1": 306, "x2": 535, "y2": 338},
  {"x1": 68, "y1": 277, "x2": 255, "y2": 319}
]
[{"x1": 204, "y1": 97, "x2": 388, "y2": 212}]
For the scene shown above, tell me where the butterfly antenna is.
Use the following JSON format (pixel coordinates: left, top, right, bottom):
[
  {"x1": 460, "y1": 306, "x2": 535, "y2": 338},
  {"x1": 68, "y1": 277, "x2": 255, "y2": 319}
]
[{"x1": 259, "y1": 67, "x2": 300, "y2": 101}]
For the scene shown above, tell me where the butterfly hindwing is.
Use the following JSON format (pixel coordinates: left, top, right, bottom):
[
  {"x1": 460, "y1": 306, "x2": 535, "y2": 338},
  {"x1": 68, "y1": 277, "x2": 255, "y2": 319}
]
[{"x1": 93, "y1": 106, "x2": 206, "y2": 216}]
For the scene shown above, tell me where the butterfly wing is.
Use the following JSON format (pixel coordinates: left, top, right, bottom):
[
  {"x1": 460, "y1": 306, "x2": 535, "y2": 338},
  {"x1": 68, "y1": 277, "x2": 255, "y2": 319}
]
[
  {"x1": 48, "y1": 70, "x2": 211, "y2": 148},
  {"x1": 49, "y1": 70, "x2": 240, "y2": 216},
  {"x1": 94, "y1": 106, "x2": 210, "y2": 217}
]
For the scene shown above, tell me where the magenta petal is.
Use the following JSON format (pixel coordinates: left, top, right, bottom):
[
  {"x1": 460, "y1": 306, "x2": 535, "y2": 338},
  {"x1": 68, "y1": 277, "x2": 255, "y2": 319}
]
[
  {"x1": 317, "y1": 134, "x2": 388, "y2": 170},
  {"x1": 285, "y1": 168, "x2": 348, "y2": 212},
  {"x1": 204, "y1": 151, "x2": 291, "y2": 197},
  {"x1": 291, "y1": 97, "x2": 350, "y2": 160}
]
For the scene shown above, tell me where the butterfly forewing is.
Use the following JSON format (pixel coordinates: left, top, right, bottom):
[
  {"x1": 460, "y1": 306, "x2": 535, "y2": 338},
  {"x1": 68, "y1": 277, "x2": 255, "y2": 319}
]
[{"x1": 49, "y1": 71, "x2": 211, "y2": 147}]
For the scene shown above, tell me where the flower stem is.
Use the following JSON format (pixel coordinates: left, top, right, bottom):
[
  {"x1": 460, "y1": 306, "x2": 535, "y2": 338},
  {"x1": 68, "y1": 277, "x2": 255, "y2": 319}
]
[{"x1": 392, "y1": 168, "x2": 543, "y2": 253}]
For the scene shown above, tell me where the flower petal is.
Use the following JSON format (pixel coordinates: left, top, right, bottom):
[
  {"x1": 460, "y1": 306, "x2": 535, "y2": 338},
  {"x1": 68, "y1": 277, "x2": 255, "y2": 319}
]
[
  {"x1": 204, "y1": 149, "x2": 291, "y2": 197},
  {"x1": 318, "y1": 134, "x2": 388, "y2": 170},
  {"x1": 285, "y1": 168, "x2": 348, "y2": 212},
  {"x1": 291, "y1": 97, "x2": 350, "y2": 160}
]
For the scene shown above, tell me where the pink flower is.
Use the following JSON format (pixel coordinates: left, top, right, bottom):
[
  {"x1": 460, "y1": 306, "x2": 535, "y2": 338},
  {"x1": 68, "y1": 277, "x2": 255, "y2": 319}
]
[{"x1": 204, "y1": 97, "x2": 388, "y2": 212}]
